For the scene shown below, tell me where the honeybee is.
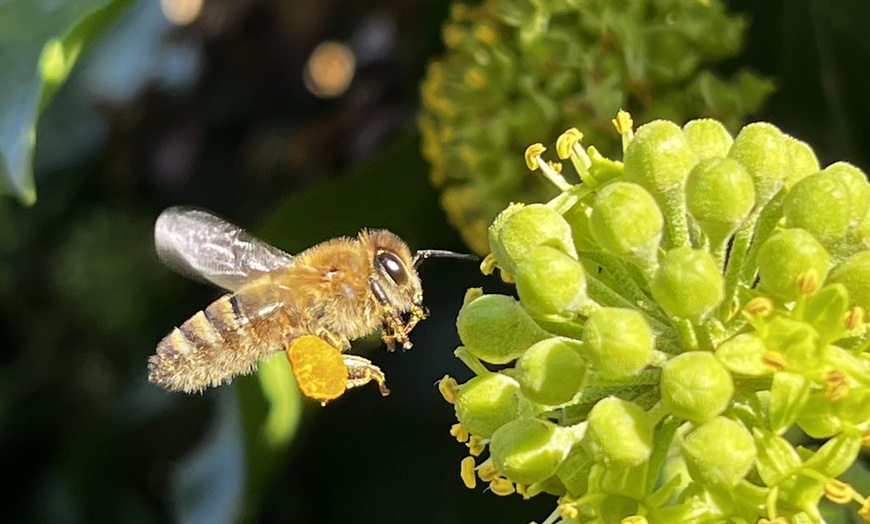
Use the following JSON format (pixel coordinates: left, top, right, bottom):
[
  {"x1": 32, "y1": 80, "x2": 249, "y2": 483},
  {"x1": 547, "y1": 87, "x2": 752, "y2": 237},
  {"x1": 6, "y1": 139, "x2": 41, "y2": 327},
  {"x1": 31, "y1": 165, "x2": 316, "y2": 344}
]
[{"x1": 148, "y1": 206, "x2": 472, "y2": 402}]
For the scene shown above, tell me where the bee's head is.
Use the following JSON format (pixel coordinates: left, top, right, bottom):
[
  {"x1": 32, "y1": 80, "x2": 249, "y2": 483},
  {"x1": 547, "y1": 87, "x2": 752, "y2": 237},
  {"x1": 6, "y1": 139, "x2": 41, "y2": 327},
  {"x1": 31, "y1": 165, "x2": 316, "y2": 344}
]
[{"x1": 361, "y1": 230, "x2": 423, "y2": 313}]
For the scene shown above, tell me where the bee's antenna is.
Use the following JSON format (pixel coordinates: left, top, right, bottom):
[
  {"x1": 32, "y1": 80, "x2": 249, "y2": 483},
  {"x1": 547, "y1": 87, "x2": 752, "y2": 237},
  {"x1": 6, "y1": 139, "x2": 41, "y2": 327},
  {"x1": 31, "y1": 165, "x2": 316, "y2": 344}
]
[{"x1": 413, "y1": 250, "x2": 478, "y2": 268}]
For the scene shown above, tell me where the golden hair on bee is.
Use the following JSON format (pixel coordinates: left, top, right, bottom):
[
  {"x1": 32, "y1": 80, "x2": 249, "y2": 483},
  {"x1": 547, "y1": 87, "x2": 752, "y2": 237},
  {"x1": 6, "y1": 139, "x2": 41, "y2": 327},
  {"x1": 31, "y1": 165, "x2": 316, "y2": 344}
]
[{"x1": 148, "y1": 207, "x2": 474, "y2": 401}]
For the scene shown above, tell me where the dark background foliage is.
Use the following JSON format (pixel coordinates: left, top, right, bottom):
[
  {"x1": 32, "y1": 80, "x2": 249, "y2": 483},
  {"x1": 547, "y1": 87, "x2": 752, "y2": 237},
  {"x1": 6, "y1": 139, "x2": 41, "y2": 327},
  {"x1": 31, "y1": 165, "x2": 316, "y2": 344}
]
[{"x1": 1, "y1": 0, "x2": 868, "y2": 523}]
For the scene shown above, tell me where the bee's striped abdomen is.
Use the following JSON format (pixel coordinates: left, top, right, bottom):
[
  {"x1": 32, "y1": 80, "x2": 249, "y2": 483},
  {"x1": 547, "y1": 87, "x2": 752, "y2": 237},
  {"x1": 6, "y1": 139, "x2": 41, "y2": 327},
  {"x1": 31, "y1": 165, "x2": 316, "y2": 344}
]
[{"x1": 148, "y1": 292, "x2": 291, "y2": 393}]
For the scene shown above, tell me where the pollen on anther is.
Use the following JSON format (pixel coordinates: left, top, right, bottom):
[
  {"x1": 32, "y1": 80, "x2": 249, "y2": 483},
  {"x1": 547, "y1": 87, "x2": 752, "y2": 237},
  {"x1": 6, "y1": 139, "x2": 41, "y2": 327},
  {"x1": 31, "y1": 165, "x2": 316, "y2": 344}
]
[
  {"x1": 477, "y1": 460, "x2": 498, "y2": 482},
  {"x1": 438, "y1": 375, "x2": 459, "y2": 404},
  {"x1": 524, "y1": 144, "x2": 547, "y2": 171},
  {"x1": 460, "y1": 456, "x2": 477, "y2": 489},
  {"x1": 467, "y1": 435, "x2": 486, "y2": 456},
  {"x1": 489, "y1": 477, "x2": 515, "y2": 496},
  {"x1": 824, "y1": 479, "x2": 856, "y2": 504},
  {"x1": 556, "y1": 128, "x2": 583, "y2": 159},
  {"x1": 450, "y1": 423, "x2": 470, "y2": 443}
]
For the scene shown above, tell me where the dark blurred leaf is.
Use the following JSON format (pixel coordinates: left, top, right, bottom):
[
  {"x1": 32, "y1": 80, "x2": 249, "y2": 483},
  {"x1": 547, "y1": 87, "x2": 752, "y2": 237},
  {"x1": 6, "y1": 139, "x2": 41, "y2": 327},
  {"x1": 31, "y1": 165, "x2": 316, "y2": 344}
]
[
  {"x1": 174, "y1": 388, "x2": 245, "y2": 524},
  {"x1": 259, "y1": 133, "x2": 458, "y2": 253},
  {"x1": 0, "y1": 0, "x2": 131, "y2": 204}
]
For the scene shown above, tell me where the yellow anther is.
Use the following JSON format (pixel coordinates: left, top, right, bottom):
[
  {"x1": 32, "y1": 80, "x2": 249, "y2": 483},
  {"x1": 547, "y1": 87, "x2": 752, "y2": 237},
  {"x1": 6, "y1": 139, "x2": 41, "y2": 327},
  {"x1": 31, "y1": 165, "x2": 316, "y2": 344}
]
[
  {"x1": 459, "y1": 144, "x2": 480, "y2": 168},
  {"x1": 516, "y1": 483, "x2": 529, "y2": 498},
  {"x1": 438, "y1": 375, "x2": 459, "y2": 404},
  {"x1": 463, "y1": 287, "x2": 484, "y2": 305},
  {"x1": 859, "y1": 497, "x2": 870, "y2": 521},
  {"x1": 479, "y1": 254, "x2": 497, "y2": 276},
  {"x1": 825, "y1": 370, "x2": 850, "y2": 402},
  {"x1": 474, "y1": 23, "x2": 498, "y2": 45},
  {"x1": 442, "y1": 24, "x2": 465, "y2": 49},
  {"x1": 798, "y1": 269, "x2": 821, "y2": 295},
  {"x1": 825, "y1": 479, "x2": 856, "y2": 504},
  {"x1": 489, "y1": 477, "x2": 516, "y2": 496},
  {"x1": 762, "y1": 351, "x2": 788, "y2": 372},
  {"x1": 846, "y1": 306, "x2": 865, "y2": 331},
  {"x1": 558, "y1": 501, "x2": 579, "y2": 519},
  {"x1": 556, "y1": 128, "x2": 583, "y2": 159},
  {"x1": 460, "y1": 456, "x2": 477, "y2": 489},
  {"x1": 744, "y1": 296, "x2": 775, "y2": 317},
  {"x1": 524, "y1": 143, "x2": 547, "y2": 171},
  {"x1": 759, "y1": 518, "x2": 789, "y2": 524},
  {"x1": 861, "y1": 427, "x2": 870, "y2": 447},
  {"x1": 612, "y1": 110, "x2": 634, "y2": 136},
  {"x1": 467, "y1": 434, "x2": 486, "y2": 456},
  {"x1": 499, "y1": 268, "x2": 515, "y2": 284},
  {"x1": 450, "y1": 423, "x2": 469, "y2": 443},
  {"x1": 548, "y1": 160, "x2": 562, "y2": 173},
  {"x1": 621, "y1": 516, "x2": 649, "y2": 524},
  {"x1": 465, "y1": 67, "x2": 487, "y2": 90},
  {"x1": 477, "y1": 460, "x2": 499, "y2": 482},
  {"x1": 449, "y1": 3, "x2": 470, "y2": 21}
]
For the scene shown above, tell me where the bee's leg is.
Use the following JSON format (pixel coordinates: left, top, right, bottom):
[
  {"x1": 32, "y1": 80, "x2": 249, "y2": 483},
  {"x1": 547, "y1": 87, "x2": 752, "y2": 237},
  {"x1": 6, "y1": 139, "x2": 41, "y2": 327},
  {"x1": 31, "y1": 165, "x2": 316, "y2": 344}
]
[
  {"x1": 312, "y1": 329, "x2": 350, "y2": 351},
  {"x1": 343, "y1": 355, "x2": 390, "y2": 396},
  {"x1": 370, "y1": 277, "x2": 414, "y2": 351}
]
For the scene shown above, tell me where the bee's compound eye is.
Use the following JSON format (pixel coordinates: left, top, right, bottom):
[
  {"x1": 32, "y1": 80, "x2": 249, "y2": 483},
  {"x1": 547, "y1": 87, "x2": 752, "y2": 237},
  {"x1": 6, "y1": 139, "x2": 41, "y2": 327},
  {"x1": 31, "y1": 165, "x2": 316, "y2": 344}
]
[{"x1": 376, "y1": 252, "x2": 409, "y2": 286}]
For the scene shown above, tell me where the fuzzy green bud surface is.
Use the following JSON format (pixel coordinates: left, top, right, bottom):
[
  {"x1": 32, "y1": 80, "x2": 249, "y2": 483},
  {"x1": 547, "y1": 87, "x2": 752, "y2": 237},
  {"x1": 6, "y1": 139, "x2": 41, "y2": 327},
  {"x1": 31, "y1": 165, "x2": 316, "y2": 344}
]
[
  {"x1": 828, "y1": 251, "x2": 870, "y2": 312},
  {"x1": 651, "y1": 247, "x2": 724, "y2": 321},
  {"x1": 489, "y1": 418, "x2": 576, "y2": 485},
  {"x1": 661, "y1": 352, "x2": 734, "y2": 422},
  {"x1": 515, "y1": 338, "x2": 586, "y2": 405},
  {"x1": 515, "y1": 246, "x2": 588, "y2": 318},
  {"x1": 681, "y1": 417, "x2": 756, "y2": 487},
  {"x1": 685, "y1": 157, "x2": 755, "y2": 243},
  {"x1": 588, "y1": 182, "x2": 663, "y2": 267},
  {"x1": 457, "y1": 294, "x2": 550, "y2": 364},
  {"x1": 581, "y1": 308, "x2": 654, "y2": 379},
  {"x1": 584, "y1": 397, "x2": 653, "y2": 467},
  {"x1": 454, "y1": 373, "x2": 524, "y2": 439},
  {"x1": 756, "y1": 229, "x2": 831, "y2": 302},
  {"x1": 489, "y1": 204, "x2": 577, "y2": 275},
  {"x1": 783, "y1": 172, "x2": 851, "y2": 244}
]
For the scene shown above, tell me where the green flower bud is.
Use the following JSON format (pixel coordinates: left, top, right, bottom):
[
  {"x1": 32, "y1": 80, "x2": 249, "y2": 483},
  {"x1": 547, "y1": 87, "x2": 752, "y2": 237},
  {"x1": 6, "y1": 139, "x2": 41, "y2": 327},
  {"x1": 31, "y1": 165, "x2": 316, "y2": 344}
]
[
  {"x1": 589, "y1": 182, "x2": 664, "y2": 268},
  {"x1": 581, "y1": 307, "x2": 654, "y2": 379},
  {"x1": 756, "y1": 229, "x2": 831, "y2": 302},
  {"x1": 685, "y1": 157, "x2": 755, "y2": 244},
  {"x1": 584, "y1": 397, "x2": 653, "y2": 467},
  {"x1": 681, "y1": 417, "x2": 755, "y2": 487},
  {"x1": 515, "y1": 338, "x2": 586, "y2": 405},
  {"x1": 454, "y1": 373, "x2": 524, "y2": 438},
  {"x1": 728, "y1": 122, "x2": 789, "y2": 204},
  {"x1": 768, "y1": 372, "x2": 810, "y2": 435},
  {"x1": 715, "y1": 333, "x2": 776, "y2": 376},
  {"x1": 489, "y1": 204, "x2": 577, "y2": 275},
  {"x1": 515, "y1": 246, "x2": 588, "y2": 318},
  {"x1": 624, "y1": 120, "x2": 698, "y2": 195},
  {"x1": 762, "y1": 317, "x2": 821, "y2": 372},
  {"x1": 783, "y1": 135, "x2": 820, "y2": 189},
  {"x1": 824, "y1": 162, "x2": 870, "y2": 228},
  {"x1": 783, "y1": 172, "x2": 851, "y2": 244},
  {"x1": 828, "y1": 250, "x2": 870, "y2": 312},
  {"x1": 661, "y1": 352, "x2": 734, "y2": 422},
  {"x1": 650, "y1": 247, "x2": 724, "y2": 321},
  {"x1": 683, "y1": 118, "x2": 733, "y2": 160},
  {"x1": 457, "y1": 294, "x2": 550, "y2": 364},
  {"x1": 489, "y1": 418, "x2": 576, "y2": 485}
]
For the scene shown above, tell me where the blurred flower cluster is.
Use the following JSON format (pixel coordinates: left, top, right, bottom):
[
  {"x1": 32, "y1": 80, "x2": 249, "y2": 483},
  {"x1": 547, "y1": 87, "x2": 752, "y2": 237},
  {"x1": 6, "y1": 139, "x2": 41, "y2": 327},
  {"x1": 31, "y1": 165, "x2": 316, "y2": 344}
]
[
  {"x1": 441, "y1": 111, "x2": 870, "y2": 523},
  {"x1": 419, "y1": 0, "x2": 773, "y2": 255}
]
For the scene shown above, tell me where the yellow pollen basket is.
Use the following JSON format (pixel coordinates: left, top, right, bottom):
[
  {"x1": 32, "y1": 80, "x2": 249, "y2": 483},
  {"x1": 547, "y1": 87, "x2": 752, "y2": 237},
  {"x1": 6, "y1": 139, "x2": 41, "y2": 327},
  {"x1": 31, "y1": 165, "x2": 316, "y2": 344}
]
[{"x1": 286, "y1": 335, "x2": 348, "y2": 403}]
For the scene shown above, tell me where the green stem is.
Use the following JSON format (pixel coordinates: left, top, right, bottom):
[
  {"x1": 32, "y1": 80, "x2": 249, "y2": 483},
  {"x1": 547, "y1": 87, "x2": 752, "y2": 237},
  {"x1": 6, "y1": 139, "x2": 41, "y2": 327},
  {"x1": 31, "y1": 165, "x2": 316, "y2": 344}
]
[
  {"x1": 454, "y1": 347, "x2": 489, "y2": 376},
  {"x1": 584, "y1": 252, "x2": 673, "y2": 327}
]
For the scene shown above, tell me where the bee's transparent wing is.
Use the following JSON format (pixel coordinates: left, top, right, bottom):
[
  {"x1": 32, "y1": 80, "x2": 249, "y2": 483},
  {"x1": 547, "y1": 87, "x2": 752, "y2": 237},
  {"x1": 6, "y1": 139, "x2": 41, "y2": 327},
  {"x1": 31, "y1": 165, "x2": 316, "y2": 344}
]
[{"x1": 154, "y1": 206, "x2": 294, "y2": 292}]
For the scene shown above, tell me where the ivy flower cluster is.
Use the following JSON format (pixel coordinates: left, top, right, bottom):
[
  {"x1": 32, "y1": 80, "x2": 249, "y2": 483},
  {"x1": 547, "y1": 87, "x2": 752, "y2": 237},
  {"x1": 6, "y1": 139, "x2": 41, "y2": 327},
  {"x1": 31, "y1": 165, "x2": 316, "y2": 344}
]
[
  {"x1": 441, "y1": 112, "x2": 870, "y2": 524},
  {"x1": 419, "y1": 0, "x2": 773, "y2": 255}
]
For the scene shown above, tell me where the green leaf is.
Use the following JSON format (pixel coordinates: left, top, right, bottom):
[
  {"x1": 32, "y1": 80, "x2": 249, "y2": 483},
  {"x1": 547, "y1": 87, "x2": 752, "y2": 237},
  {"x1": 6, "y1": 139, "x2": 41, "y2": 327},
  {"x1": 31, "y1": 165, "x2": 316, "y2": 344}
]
[{"x1": 0, "y1": 0, "x2": 131, "y2": 204}]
